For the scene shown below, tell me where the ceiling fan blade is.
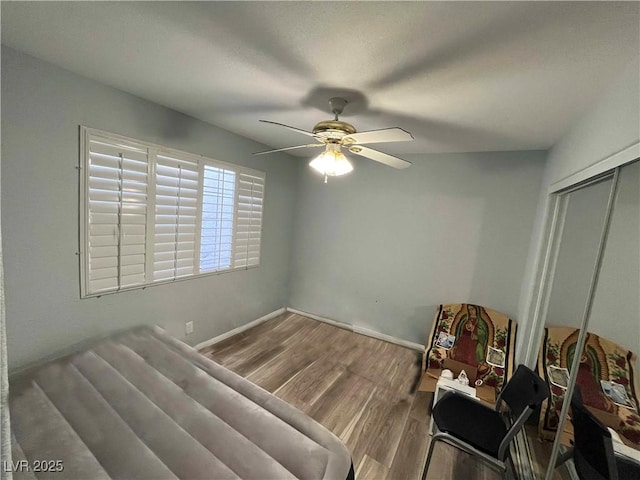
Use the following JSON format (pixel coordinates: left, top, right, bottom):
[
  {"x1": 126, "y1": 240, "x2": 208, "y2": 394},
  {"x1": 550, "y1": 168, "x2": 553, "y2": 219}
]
[
  {"x1": 343, "y1": 127, "x2": 413, "y2": 145},
  {"x1": 259, "y1": 119, "x2": 317, "y2": 138},
  {"x1": 348, "y1": 146, "x2": 412, "y2": 169},
  {"x1": 253, "y1": 144, "x2": 323, "y2": 155}
]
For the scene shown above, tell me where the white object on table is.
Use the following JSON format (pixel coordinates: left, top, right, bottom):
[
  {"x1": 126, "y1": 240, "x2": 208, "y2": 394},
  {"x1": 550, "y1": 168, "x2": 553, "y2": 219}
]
[
  {"x1": 457, "y1": 369, "x2": 470, "y2": 386},
  {"x1": 429, "y1": 376, "x2": 477, "y2": 435},
  {"x1": 608, "y1": 427, "x2": 640, "y2": 463}
]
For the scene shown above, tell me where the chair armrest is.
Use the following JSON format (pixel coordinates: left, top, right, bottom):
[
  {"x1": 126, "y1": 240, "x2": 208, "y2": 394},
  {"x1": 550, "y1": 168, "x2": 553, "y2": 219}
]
[{"x1": 555, "y1": 447, "x2": 574, "y2": 467}]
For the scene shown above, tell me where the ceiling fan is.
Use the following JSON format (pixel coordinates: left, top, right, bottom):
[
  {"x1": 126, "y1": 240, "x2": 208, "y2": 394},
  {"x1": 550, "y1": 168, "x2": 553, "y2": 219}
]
[{"x1": 254, "y1": 97, "x2": 414, "y2": 182}]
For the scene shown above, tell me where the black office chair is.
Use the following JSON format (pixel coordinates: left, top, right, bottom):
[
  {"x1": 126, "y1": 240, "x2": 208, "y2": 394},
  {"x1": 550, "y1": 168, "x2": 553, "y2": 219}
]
[
  {"x1": 565, "y1": 387, "x2": 640, "y2": 480},
  {"x1": 421, "y1": 364, "x2": 549, "y2": 479}
]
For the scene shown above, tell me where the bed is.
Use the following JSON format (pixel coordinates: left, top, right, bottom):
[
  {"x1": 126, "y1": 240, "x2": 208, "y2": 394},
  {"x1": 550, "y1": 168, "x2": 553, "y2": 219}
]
[
  {"x1": 537, "y1": 326, "x2": 640, "y2": 449},
  {"x1": 9, "y1": 326, "x2": 354, "y2": 480}
]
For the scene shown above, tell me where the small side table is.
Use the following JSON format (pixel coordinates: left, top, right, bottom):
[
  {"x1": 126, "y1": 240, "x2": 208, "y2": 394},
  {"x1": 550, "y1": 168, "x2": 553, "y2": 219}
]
[{"x1": 419, "y1": 369, "x2": 497, "y2": 405}]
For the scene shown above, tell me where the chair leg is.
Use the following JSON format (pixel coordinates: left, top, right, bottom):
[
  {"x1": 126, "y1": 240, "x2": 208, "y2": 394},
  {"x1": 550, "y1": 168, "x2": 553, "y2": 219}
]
[{"x1": 421, "y1": 437, "x2": 439, "y2": 480}]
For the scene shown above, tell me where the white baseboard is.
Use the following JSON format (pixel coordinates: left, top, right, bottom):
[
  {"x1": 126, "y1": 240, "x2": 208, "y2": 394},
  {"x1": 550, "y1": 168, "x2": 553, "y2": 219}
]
[
  {"x1": 352, "y1": 325, "x2": 425, "y2": 352},
  {"x1": 285, "y1": 307, "x2": 352, "y2": 331},
  {"x1": 286, "y1": 307, "x2": 425, "y2": 352},
  {"x1": 194, "y1": 307, "x2": 286, "y2": 351},
  {"x1": 195, "y1": 306, "x2": 426, "y2": 353}
]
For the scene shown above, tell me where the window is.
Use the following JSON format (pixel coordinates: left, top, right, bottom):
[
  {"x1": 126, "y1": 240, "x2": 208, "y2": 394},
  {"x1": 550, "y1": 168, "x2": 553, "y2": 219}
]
[
  {"x1": 80, "y1": 127, "x2": 265, "y2": 297},
  {"x1": 200, "y1": 165, "x2": 235, "y2": 272}
]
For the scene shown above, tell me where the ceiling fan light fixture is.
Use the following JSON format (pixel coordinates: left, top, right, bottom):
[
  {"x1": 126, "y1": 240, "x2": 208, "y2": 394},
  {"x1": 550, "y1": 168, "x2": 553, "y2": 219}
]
[{"x1": 309, "y1": 144, "x2": 353, "y2": 180}]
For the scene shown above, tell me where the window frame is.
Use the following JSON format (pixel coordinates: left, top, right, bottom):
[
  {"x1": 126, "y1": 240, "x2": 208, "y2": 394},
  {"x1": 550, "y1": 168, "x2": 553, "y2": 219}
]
[{"x1": 79, "y1": 126, "x2": 265, "y2": 298}]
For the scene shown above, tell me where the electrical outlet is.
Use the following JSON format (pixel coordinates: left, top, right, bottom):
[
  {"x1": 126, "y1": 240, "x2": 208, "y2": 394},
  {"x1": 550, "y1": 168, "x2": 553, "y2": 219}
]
[{"x1": 185, "y1": 321, "x2": 194, "y2": 335}]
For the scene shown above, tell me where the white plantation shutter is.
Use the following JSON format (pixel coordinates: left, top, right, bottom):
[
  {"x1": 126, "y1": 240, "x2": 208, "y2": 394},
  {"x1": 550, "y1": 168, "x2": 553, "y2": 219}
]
[
  {"x1": 86, "y1": 137, "x2": 148, "y2": 294},
  {"x1": 153, "y1": 153, "x2": 200, "y2": 281},
  {"x1": 81, "y1": 128, "x2": 265, "y2": 297},
  {"x1": 234, "y1": 172, "x2": 265, "y2": 268}
]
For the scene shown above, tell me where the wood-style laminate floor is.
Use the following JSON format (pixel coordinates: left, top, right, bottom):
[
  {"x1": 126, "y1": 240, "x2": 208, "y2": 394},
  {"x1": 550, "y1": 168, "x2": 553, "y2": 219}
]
[
  {"x1": 201, "y1": 313, "x2": 502, "y2": 480},
  {"x1": 525, "y1": 425, "x2": 572, "y2": 480}
]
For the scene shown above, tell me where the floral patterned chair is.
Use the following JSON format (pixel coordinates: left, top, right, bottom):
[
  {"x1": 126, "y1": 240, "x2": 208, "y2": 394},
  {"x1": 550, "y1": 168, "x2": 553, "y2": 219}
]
[
  {"x1": 537, "y1": 326, "x2": 640, "y2": 448},
  {"x1": 423, "y1": 304, "x2": 517, "y2": 392}
]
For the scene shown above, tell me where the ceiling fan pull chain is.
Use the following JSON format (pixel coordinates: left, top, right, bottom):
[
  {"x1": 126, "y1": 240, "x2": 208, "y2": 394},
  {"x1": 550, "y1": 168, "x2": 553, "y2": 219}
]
[{"x1": 324, "y1": 173, "x2": 328, "y2": 184}]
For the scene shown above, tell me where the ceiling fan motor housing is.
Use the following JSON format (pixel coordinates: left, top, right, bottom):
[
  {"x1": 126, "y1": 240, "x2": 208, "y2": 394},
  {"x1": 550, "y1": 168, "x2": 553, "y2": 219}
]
[{"x1": 312, "y1": 120, "x2": 357, "y2": 143}]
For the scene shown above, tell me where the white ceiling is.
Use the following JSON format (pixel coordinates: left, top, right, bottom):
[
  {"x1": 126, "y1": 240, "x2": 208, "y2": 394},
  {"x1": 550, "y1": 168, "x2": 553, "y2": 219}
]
[{"x1": 2, "y1": 2, "x2": 639, "y2": 156}]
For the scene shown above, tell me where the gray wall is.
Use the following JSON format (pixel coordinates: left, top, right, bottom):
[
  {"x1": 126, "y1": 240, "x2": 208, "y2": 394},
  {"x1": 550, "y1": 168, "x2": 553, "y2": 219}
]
[
  {"x1": 1, "y1": 47, "x2": 299, "y2": 370},
  {"x1": 543, "y1": 57, "x2": 640, "y2": 188},
  {"x1": 517, "y1": 56, "x2": 640, "y2": 365},
  {"x1": 288, "y1": 150, "x2": 545, "y2": 345}
]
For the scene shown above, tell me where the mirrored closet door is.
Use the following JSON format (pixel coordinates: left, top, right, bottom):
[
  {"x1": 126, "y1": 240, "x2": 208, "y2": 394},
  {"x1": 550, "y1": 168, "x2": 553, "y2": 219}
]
[
  {"x1": 536, "y1": 174, "x2": 616, "y2": 479},
  {"x1": 562, "y1": 160, "x2": 640, "y2": 478},
  {"x1": 527, "y1": 159, "x2": 640, "y2": 479}
]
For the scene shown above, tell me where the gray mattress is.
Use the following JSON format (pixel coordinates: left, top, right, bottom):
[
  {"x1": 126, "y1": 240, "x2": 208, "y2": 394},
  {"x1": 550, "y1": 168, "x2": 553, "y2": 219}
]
[{"x1": 9, "y1": 326, "x2": 352, "y2": 479}]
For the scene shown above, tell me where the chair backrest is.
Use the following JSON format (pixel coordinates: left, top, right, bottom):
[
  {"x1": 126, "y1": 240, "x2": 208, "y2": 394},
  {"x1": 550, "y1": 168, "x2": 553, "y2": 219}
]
[
  {"x1": 570, "y1": 387, "x2": 618, "y2": 480},
  {"x1": 495, "y1": 364, "x2": 550, "y2": 461},
  {"x1": 498, "y1": 364, "x2": 549, "y2": 417}
]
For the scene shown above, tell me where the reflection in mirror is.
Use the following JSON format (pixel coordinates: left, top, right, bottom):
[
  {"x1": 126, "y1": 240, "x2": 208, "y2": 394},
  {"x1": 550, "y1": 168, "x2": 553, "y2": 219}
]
[
  {"x1": 589, "y1": 160, "x2": 640, "y2": 358},
  {"x1": 546, "y1": 178, "x2": 613, "y2": 329},
  {"x1": 578, "y1": 160, "x2": 640, "y2": 465},
  {"x1": 527, "y1": 177, "x2": 614, "y2": 479}
]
